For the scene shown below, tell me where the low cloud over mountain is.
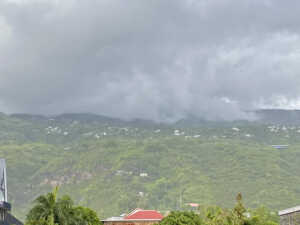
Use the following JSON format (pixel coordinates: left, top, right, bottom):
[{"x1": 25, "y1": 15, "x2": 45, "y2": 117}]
[{"x1": 1, "y1": 0, "x2": 300, "y2": 121}]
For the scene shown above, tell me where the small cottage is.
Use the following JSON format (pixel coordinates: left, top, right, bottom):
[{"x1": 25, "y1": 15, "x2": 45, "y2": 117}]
[{"x1": 102, "y1": 208, "x2": 164, "y2": 225}]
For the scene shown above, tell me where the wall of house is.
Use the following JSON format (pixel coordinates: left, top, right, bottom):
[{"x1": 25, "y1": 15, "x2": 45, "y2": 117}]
[
  {"x1": 280, "y1": 212, "x2": 300, "y2": 225},
  {"x1": 103, "y1": 220, "x2": 160, "y2": 225},
  {"x1": 0, "y1": 212, "x2": 23, "y2": 225}
]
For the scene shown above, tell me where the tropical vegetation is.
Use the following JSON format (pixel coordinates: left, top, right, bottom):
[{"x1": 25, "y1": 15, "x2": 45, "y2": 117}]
[
  {"x1": 158, "y1": 194, "x2": 278, "y2": 225},
  {"x1": 25, "y1": 187, "x2": 102, "y2": 225},
  {"x1": 0, "y1": 111, "x2": 299, "y2": 220}
]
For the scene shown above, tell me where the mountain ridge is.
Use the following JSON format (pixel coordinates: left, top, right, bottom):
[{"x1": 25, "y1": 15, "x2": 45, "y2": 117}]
[
  {"x1": 1, "y1": 109, "x2": 300, "y2": 220},
  {"x1": 9, "y1": 108, "x2": 300, "y2": 125}
]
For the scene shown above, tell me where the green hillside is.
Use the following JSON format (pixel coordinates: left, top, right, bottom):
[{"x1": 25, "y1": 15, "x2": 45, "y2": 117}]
[{"x1": 0, "y1": 112, "x2": 300, "y2": 220}]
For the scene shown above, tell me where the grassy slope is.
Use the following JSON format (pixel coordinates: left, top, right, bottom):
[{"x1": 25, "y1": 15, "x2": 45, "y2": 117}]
[{"x1": 0, "y1": 113, "x2": 299, "y2": 220}]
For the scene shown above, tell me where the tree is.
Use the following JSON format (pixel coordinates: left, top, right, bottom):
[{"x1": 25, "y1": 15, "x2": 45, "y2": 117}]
[
  {"x1": 25, "y1": 187, "x2": 102, "y2": 225},
  {"x1": 159, "y1": 211, "x2": 202, "y2": 225},
  {"x1": 232, "y1": 193, "x2": 247, "y2": 225},
  {"x1": 158, "y1": 193, "x2": 279, "y2": 225},
  {"x1": 245, "y1": 206, "x2": 279, "y2": 225},
  {"x1": 26, "y1": 187, "x2": 60, "y2": 224},
  {"x1": 199, "y1": 206, "x2": 233, "y2": 225},
  {"x1": 73, "y1": 206, "x2": 102, "y2": 225},
  {"x1": 26, "y1": 215, "x2": 57, "y2": 225}
]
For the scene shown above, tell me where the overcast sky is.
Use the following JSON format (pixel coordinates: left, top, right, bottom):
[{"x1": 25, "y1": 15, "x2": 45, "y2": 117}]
[{"x1": 1, "y1": 0, "x2": 300, "y2": 121}]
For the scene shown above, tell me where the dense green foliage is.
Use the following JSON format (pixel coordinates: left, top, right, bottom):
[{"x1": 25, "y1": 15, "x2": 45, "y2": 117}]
[
  {"x1": 26, "y1": 187, "x2": 101, "y2": 225},
  {"x1": 159, "y1": 194, "x2": 278, "y2": 225},
  {"x1": 0, "y1": 112, "x2": 299, "y2": 220},
  {"x1": 159, "y1": 211, "x2": 203, "y2": 225}
]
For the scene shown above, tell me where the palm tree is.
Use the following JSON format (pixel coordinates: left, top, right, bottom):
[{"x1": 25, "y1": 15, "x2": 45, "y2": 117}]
[
  {"x1": 26, "y1": 187, "x2": 74, "y2": 225},
  {"x1": 26, "y1": 187, "x2": 102, "y2": 225},
  {"x1": 55, "y1": 195, "x2": 75, "y2": 225},
  {"x1": 27, "y1": 187, "x2": 59, "y2": 222}
]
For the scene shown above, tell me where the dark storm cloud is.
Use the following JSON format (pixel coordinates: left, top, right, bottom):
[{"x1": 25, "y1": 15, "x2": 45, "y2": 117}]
[{"x1": 1, "y1": 0, "x2": 300, "y2": 121}]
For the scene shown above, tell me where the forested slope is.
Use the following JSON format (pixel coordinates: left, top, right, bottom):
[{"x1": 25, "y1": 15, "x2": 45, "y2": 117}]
[{"x1": 0, "y1": 111, "x2": 299, "y2": 220}]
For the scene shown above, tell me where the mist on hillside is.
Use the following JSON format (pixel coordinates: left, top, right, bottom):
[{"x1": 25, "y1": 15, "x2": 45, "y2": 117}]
[{"x1": 1, "y1": 1, "x2": 300, "y2": 121}]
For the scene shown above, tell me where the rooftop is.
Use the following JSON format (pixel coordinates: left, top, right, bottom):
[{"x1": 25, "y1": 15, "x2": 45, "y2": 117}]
[
  {"x1": 102, "y1": 208, "x2": 164, "y2": 222},
  {"x1": 278, "y1": 206, "x2": 300, "y2": 216},
  {"x1": 125, "y1": 209, "x2": 164, "y2": 220}
]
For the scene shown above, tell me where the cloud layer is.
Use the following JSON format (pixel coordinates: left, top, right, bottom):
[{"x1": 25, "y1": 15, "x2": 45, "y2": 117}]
[{"x1": 1, "y1": 0, "x2": 300, "y2": 121}]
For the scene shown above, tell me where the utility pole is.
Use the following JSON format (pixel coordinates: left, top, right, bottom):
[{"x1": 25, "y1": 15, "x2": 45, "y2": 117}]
[{"x1": 178, "y1": 188, "x2": 186, "y2": 211}]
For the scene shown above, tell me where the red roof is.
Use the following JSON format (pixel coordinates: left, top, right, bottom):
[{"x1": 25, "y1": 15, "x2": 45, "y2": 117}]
[
  {"x1": 124, "y1": 209, "x2": 164, "y2": 220},
  {"x1": 187, "y1": 203, "x2": 199, "y2": 207}
]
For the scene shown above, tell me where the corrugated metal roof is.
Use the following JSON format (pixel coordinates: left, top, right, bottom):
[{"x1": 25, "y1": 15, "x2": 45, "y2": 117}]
[
  {"x1": 278, "y1": 206, "x2": 300, "y2": 216},
  {"x1": 102, "y1": 209, "x2": 164, "y2": 222},
  {"x1": 104, "y1": 217, "x2": 124, "y2": 221},
  {"x1": 125, "y1": 209, "x2": 164, "y2": 220}
]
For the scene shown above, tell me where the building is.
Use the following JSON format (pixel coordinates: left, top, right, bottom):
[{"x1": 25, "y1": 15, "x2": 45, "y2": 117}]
[
  {"x1": 102, "y1": 208, "x2": 164, "y2": 225},
  {"x1": 278, "y1": 206, "x2": 300, "y2": 225},
  {"x1": 186, "y1": 203, "x2": 199, "y2": 208},
  {"x1": 0, "y1": 213, "x2": 23, "y2": 225},
  {"x1": 271, "y1": 145, "x2": 289, "y2": 149},
  {"x1": 0, "y1": 159, "x2": 23, "y2": 225}
]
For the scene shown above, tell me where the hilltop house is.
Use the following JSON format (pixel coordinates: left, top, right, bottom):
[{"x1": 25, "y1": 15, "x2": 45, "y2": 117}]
[
  {"x1": 102, "y1": 208, "x2": 164, "y2": 225},
  {"x1": 279, "y1": 206, "x2": 300, "y2": 225}
]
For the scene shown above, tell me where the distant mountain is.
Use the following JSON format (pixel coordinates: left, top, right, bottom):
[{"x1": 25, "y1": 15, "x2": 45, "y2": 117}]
[
  {"x1": 256, "y1": 109, "x2": 300, "y2": 125},
  {"x1": 9, "y1": 109, "x2": 300, "y2": 126},
  {"x1": 1, "y1": 110, "x2": 300, "y2": 221}
]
